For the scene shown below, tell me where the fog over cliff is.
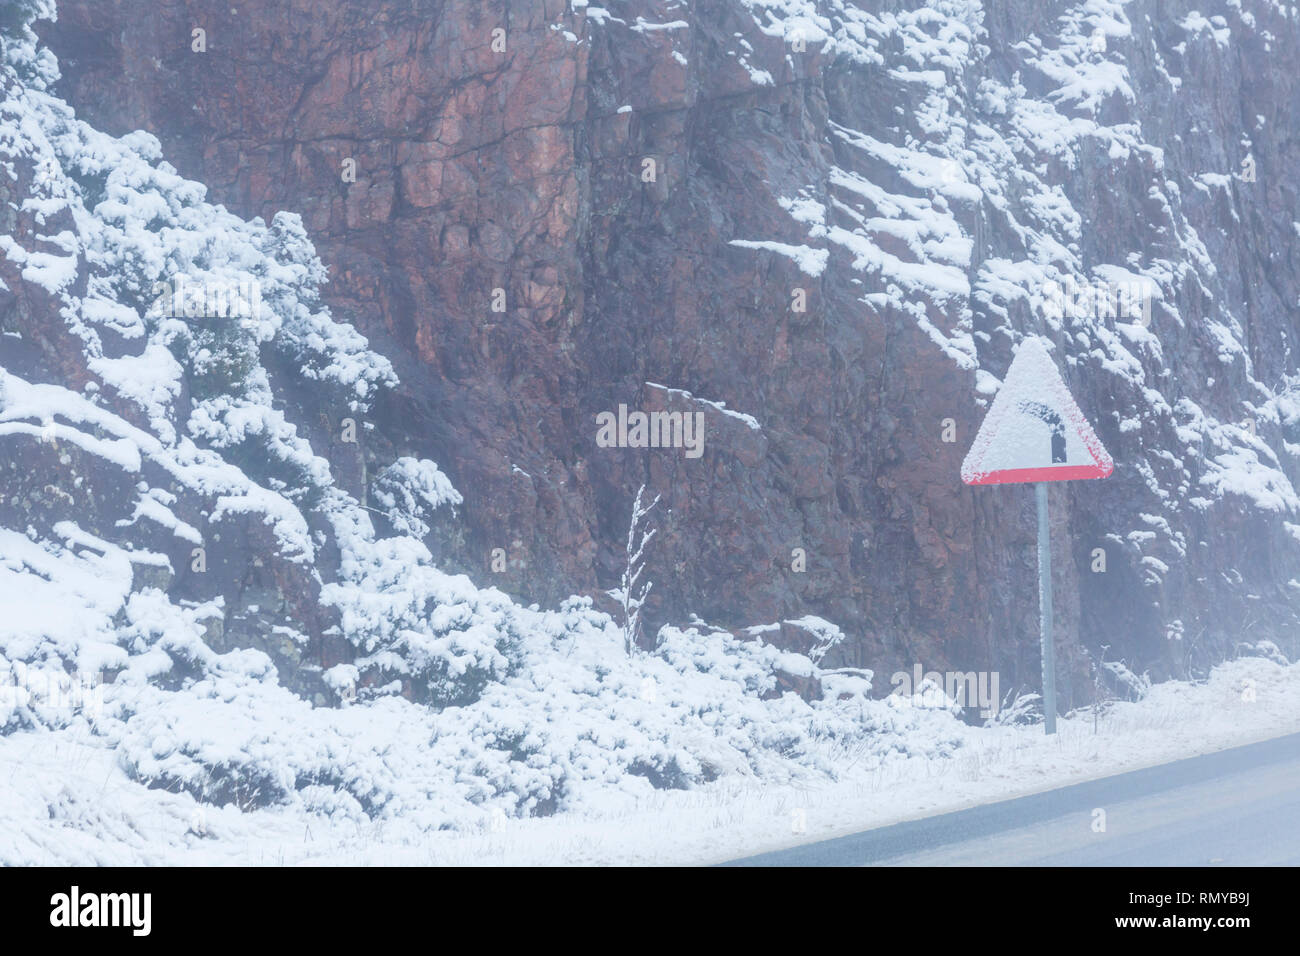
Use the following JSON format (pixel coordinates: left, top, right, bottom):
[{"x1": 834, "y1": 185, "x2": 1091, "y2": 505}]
[{"x1": 1, "y1": 0, "x2": 1297, "y2": 855}]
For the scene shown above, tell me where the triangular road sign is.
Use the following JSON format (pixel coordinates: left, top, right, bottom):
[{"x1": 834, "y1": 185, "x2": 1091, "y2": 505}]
[{"x1": 961, "y1": 336, "x2": 1113, "y2": 485}]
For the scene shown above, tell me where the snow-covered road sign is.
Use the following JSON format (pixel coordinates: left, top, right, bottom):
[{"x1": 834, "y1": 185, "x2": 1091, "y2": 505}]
[
  {"x1": 960, "y1": 335, "x2": 1114, "y2": 735},
  {"x1": 961, "y1": 336, "x2": 1113, "y2": 486}
]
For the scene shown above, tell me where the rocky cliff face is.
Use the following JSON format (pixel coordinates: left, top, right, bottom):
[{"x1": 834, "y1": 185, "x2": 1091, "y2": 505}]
[{"x1": 27, "y1": 0, "x2": 1300, "y2": 707}]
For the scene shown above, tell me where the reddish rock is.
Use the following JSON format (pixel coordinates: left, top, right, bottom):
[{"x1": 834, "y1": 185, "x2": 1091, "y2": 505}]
[{"x1": 38, "y1": 0, "x2": 1300, "y2": 710}]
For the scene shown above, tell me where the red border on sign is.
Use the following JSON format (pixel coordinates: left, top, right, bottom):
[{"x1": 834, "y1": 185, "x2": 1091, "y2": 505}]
[
  {"x1": 961, "y1": 338, "x2": 1115, "y2": 487},
  {"x1": 964, "y1": 462, "x2": 1113, "y2": 485}
]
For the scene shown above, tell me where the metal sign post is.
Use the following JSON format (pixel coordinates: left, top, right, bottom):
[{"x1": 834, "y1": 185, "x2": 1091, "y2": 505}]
[{"x1": 1036, "y1": 482, "x2": 1056, "y2": 734}]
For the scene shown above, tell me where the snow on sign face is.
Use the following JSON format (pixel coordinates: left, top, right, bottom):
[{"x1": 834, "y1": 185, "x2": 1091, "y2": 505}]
[{"x1": 961, "y1": 336, "x2": 1113, "y2": 485}]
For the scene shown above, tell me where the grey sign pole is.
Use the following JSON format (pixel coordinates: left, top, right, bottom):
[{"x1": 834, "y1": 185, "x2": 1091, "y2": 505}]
[{"x1": 1036, "y1": 482, "x2": 1057, "y2": 734}]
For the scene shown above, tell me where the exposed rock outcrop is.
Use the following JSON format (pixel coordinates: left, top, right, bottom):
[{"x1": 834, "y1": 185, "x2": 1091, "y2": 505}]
[{"x1": 30, "y1": 0, "x2": 1300, "y2": 708}]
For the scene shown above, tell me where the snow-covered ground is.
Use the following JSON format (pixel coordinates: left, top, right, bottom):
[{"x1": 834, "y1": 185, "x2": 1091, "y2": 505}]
[{"x1": 3, "y1": 654, "x2": 1295, "y2": 866}]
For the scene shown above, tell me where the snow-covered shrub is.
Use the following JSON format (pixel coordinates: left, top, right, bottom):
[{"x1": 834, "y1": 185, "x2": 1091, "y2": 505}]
[
  {"x1": 657, "y1": 623, "x2": 791, "y2": 697},
  {"x1": 317, "y1": 498, "x2": 519, "y2": 706},
  {"x1": 1101, "y1": 659, "x2": 1152, "y2": 701},
  {"x1": 1236, "y1": 640, "x2": 1289, "y2": 667},
  {"x1": 0, "y1": 0, "x2": 53, "y2": 46},
  {"x1": 370, "y1": 457, "x2": 461, "y2": 538},
  {"x1": 984, "y1": 690, "x2": 1042, "y2": 727}
]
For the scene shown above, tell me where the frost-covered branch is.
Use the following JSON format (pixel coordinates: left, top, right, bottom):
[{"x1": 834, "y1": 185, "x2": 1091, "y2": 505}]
[{"x1": 608, "y1": 484, "x2": 659, "y2": 656}]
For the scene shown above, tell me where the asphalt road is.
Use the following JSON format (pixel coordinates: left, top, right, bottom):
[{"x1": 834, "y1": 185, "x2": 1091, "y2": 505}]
[{"x1": 725, "y1": 732, "x2": 1300, "y2": 866}]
